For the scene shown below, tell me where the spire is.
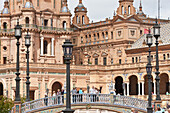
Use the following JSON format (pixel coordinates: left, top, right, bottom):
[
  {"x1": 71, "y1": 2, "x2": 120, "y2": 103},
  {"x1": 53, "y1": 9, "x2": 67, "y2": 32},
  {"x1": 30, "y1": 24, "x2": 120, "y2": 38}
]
[
  {"x1": 139, "y1": 0, "x2": 142, "y2": 11},
  {"x1": 4, "y1": 0, "x2": 9, "y2": 8},
  {"x1": 61, "y1": 0, "x2": 69, "y2": 13},
  {"x1": 79, "y1": 0, "x2": 82, "y2": 4},
  {"x1": 2, "y1": 0, "x2": 9, "y2": 14}
]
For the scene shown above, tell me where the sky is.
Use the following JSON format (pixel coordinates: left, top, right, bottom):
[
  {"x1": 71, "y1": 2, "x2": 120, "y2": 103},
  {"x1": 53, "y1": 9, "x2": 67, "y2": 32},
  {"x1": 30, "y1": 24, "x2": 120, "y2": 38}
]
[{"x1": 0, "y1": 0, "x2": 170, "y2": 22}]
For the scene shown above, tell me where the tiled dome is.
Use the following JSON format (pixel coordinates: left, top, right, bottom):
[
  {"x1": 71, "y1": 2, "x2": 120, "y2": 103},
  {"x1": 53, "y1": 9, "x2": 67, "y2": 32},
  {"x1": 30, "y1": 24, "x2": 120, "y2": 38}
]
[
  {"x1": 77, "y1": 4, "x2": 84, "y2": 7},
  {"x1": 2, "y1": 8, "x2": 9, "y2": 14},
  {"x1": 62, "y1": 6, "x2": 68, "y2": 12},
  {"x1": 25, "y1": 1, "x2": 33, "y2": 8}
]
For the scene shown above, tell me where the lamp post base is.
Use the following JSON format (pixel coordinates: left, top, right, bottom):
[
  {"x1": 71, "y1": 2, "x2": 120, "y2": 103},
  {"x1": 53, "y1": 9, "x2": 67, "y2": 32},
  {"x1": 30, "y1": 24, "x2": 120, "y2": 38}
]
[
  {"x1": 62, "y1": 109, "x2": 75, "y2": 113},
  {"x1": 147, "y1": 107, "x2": 153, "y2": 113}
]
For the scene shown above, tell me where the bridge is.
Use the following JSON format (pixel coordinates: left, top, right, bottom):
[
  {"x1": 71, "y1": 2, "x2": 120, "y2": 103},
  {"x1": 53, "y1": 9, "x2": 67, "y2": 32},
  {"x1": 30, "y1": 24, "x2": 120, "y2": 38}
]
[{"x1": 12, "y1": 94, "x2": 148, "y2": 113}]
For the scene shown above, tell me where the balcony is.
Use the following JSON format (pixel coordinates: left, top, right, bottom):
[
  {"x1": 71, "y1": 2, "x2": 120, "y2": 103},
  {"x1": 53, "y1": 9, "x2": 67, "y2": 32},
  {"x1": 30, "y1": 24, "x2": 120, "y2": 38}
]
[{"x1": 0, "y1": 24, "x2": 73, "y2": 35}]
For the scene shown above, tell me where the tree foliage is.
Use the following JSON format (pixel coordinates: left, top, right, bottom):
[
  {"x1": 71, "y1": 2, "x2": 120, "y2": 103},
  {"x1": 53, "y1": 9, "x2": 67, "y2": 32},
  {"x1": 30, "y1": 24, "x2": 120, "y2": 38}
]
[{"x1": 0, "y1": 96, "x2": 14, "y2": 113}]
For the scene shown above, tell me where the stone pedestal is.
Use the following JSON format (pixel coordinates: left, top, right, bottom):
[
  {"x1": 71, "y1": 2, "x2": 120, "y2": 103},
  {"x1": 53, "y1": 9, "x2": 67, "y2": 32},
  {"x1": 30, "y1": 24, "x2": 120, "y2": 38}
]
[
  {"x1": 154, "y1": 100, "x2": 162, "y2": 111},
  {"x1": 14, "y1": 101, "x2": 21, "y2": 113}
]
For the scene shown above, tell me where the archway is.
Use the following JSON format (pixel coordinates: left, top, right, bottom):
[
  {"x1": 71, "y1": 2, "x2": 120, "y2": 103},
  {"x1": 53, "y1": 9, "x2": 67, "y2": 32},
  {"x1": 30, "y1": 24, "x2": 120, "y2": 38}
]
[
  {"x1": 115, "y1": 76, "x2": 123, "y2": 95},
  {"x1": 0, "y1": 82, "x2": 3, "y2": 96},
  {"x1": 52, "y1": 82, "x2": 62, "y2": 95},
  {"x1": 129, "y1": 75, "x2": 138, "y2": 95},
  {"x1": 144, "y1": 75, "x2": 154, "y2": 95},
  {"x1": 160, "y1": 73, "x2": 169, "y2": 94}
]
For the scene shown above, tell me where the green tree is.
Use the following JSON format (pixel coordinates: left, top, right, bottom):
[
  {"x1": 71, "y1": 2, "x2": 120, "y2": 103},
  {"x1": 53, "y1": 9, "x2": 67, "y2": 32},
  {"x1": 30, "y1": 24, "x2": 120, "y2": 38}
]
[{"x1": 0, "y1": 96, "x2": 14, "y2": 113}]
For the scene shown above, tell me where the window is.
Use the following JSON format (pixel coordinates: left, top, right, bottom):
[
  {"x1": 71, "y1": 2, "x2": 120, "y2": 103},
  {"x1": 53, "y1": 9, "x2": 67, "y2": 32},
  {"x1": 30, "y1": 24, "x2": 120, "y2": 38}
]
[
  {"x1": 3, "y1": 57, "x2": 7, "y2": 64},
  {"x1": 119, "y1": 59, "x2": 121, "y2": 64},
  {"x1": 97, "y1": 33, "x2": 100, "y2": 39},
  {"x1": 44, "y1": 20, "x2": 48, "y2": 26},
  {"x1": 132, "y1": 57, "x2": 134, "y2": 63},
  {"x1": 95, "y1": 58, "x2": 98, "y2": 65},
  {"x1": 79, "y1": 17, "x2": 80, "y2": 23},
  {"x1": 103, "y1": 57, "x2": 107, "y2": 65},
  {"x1": 54, "y1": 0, "x2": 55, "y2": 8},
  {"x1": 3, "y1": 22, "x2": 7, "y2": 31},
  {"x1": 163, "y1": 54, "x2": 166, "y2": 60},
  {"x1": 86, "y1": 35, "x2": 88, "y2": 42},
  {"x1": 111, "y1": 32, "x2": 113, "y2": 39},
  {"x1": 102, "y1": 32, "x2": 105, "y2": 39},
  {"x1": 111, "y1": 58, "x2": 113, "y2": 65},
  {"x1": 106, "y1": 32, "x2": 108, "y2": 39},
  {"x1": 44, "y1": 40, "x2": 48, "y2": 54},
  {"x1": 88, "y1": 58, "x2": 90, "y2": 64},
  {"x1": 81, "y1": 37, "x2": 83, "y2": 43},
  {"x1": 73, "y1": 39, "x2": 76, "y2": 44},
  {"x1": 63, "y1": 21, "x2": 66, "y2": 30},
  {"x1": 122, "y1": 6, "x2": 124, "y2": 15},
  {"x1": 94, "y1": 34, "x2": 96, "y2": 41},
  {"x1": 136, "y1": 57, "x2": 138, "y2": 63},
  {"x1": 151, "y1": 55, "x2": 153, "y2": 61},
  {"x1": 139, "y1": 56, "x2": 141, "y2": 62},
  {"x1": 89, "y1": 35, "x2": 91, "y2": 42},
  {"x1": 82, "y1": 15, "x2": 85, "y2": 24},
  {"x1": 37, "y1": 0, "x2": 39, "y2": 6},
  {"x1": 128, "y1": 5, "x2": 130, "y2": 15},
  {"x1": 26, "y1": 17, "x2": 29, "y2": 25},
  {"x1": 140, "y1": 30, "x2": 143, "y2": 35},
  {"x1": 167, "y1": 54, "x2": 169, "y2": 59},
  {"x1": 76, "y1": 16, "x2": 79, "y2": 24},
  {"x1": 51, "y1": 19, "x2": 53, "y2": 27}
]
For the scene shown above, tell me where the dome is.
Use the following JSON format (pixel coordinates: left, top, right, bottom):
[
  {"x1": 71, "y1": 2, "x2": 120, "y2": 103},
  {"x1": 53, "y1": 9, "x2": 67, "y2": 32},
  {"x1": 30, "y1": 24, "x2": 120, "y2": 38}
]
[
  {"x1": 62, "y1": 6, "x2": 68, "y2": 12},
  {"x1": 2, "y1": 8, "x2": 9, "y2": 14},
  {"x1": 77, "y1": 4, "x2": 84, "y2": 7},
  {"x1": 25, "y1": 1, "x2": 33, "y2": 8}
]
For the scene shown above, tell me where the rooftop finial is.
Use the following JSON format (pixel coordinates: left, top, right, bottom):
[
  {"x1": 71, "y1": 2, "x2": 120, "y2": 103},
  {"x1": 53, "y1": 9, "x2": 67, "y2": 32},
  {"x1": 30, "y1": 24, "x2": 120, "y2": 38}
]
[
  {"x1": 79, "y1": 0, "x2": 82, "y2": 4},
  {"x1": 139, "y1": 0, "x2": 142, "y2": 11}
]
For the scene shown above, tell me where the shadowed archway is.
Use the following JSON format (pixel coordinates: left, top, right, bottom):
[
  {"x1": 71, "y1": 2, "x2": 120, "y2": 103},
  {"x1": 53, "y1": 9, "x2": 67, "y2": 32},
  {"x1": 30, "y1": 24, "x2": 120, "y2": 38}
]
[
  {"x1": 160, "y1": 73, "x2": 169, "y2": 94},
  {"x1": 52, "y1": 82, "x2": 62, "y2": 95},
  {"x1": 129, "y1": 75, "x2": 138, "y2": 95},
  {"x1": 115, "y1": 76, "x2": 123, "y2": 95},
  {"x1": 0, "y1": 82, "x2": 3, "y2": 96}
]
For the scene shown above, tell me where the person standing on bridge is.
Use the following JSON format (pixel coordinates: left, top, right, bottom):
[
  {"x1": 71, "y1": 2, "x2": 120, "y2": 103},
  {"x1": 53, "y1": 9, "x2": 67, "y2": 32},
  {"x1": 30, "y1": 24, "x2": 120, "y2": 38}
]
[
  {"x1": 44, "y1": 93, "x2": 48, "y2": 106},
  {"x1": 57, "y1": 89, "x2": 61, "y2": 104},
  {"x1": 90, "y1": 86, "x2": 95, "y2": 102}
]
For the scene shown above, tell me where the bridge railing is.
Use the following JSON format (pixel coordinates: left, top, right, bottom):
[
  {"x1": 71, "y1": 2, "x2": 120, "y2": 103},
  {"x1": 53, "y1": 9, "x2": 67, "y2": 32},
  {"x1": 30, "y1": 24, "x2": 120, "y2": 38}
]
[
  {"x1": 21, "y1": 95, "x2": 64, "y2": 113},
  {"x1": 21, "y1": 94, "x2": 148, "y2": 113}
]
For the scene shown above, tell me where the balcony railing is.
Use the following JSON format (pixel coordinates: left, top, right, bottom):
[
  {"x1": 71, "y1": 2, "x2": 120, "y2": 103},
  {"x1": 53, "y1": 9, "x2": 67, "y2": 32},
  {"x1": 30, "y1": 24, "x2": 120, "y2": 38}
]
[{"x1": 0, "y1": 24, "x2": 73, "y2": 34}]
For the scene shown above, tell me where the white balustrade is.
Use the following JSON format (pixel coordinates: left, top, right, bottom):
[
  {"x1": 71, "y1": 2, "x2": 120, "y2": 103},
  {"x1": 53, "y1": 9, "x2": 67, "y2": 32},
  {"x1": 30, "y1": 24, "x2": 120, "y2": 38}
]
[{"x1": 21, "y1": 94, "x2": 148, "y2": 113}]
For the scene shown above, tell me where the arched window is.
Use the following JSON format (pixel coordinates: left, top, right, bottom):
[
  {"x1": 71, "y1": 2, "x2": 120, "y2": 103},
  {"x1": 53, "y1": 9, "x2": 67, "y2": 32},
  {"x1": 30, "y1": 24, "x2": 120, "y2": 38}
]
[
  {"x1": 128, "y1": 5, "x2": 131, "y2": 15},
  {"x1": 122, "y1": 6, "x2": 124, "y2": 15},
  {"x1": 82, "y1": 15, "x2": 85, "y2": 24},
  {"x1": 63, "y1": 21, "x2": 66, "y2": 30},
  {"x1": 44, "y1": 40, "x2": 48, "y2": 54},
  {"x1": 25, "y1": 17, "x2": 29, "y2": 27},
  {"x1": 3, "y1": 22, "x2": 7, "y2": 31},
  {"x1": 76, "y1": 16, "x2": 79, "y2": 24}
]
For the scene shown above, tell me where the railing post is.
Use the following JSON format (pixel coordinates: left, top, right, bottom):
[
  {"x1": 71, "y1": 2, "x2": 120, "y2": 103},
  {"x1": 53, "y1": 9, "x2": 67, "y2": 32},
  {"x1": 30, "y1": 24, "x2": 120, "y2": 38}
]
[{"x1": 14, "y1": 102, "x2": 21, "y2": 113}]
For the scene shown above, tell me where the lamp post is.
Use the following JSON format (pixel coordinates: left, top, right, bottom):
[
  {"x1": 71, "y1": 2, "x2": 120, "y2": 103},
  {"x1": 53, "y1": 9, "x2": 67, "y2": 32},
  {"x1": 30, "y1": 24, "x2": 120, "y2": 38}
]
[
  {"x1": 25, "y1": 31, "x2": 31, "y2": 101},
  {"x1": 14, "y1": 19, "x2": 22, "y2": 102},
  {"x1": 62, "y1": 39, "x2": 74, "y2": 113},
  {"x1": 146, "y1": 32, "x2": 153, "y2": 113},
  {"x1": 153, "y1": 19, "x2": 161, "y2": 101}
]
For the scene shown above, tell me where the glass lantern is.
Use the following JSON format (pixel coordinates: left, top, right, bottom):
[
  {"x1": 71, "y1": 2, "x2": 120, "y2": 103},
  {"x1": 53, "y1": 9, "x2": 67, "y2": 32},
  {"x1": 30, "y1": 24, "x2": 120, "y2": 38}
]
[{"x1": 25, "y1": 32, "x2": 31, "y2": 47}]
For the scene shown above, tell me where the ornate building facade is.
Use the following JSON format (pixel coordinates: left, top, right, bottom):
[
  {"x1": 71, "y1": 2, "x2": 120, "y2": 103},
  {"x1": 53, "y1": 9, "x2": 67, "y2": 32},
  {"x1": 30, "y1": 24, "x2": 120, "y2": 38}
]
[{"x1": 0, "y1": 0, "x2": 169, "y2": 102}]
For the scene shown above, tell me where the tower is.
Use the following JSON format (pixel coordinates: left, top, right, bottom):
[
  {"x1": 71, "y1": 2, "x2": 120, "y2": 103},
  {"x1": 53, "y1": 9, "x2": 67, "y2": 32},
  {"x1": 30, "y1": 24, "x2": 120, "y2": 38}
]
[
  {"x1": 116, "y1": 0, "x2": 136, "y2": 17},
  {"x1": 137, "y1": 0, "x2": 146, "y2": 18},
  {"x1": 72, "y1": 0, "x2": 89, "y2": 25}
]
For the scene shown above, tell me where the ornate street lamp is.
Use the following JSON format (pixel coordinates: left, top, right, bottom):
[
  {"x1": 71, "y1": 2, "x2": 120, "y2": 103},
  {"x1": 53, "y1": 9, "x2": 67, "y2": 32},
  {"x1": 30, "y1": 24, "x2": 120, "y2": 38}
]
[
  {"x1": 14, "y1": 19, "x2": 22, "y2": 102},
  {"x1": 25, "y1": 31, "x2": 31, "y2": 101},
  {"x1": 153, "y1": 19, "x2": 161, "y2": 101},
  {"x1": 146, "y1": 32, "x2": 153, "y2": 113},
  {"x1": 62, "y1": 39, "x2": 74, "y2": 113}
]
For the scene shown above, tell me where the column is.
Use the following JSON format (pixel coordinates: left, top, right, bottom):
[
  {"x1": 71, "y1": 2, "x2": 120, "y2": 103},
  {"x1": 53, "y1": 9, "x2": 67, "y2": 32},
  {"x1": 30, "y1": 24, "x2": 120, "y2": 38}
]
[
  {"x1": 127, "y1": 83, "x2": 129, "y2": 96},
  {"x1": 51, "y1": 38, "x2": 54, "y2": 56},
  {"x1": 40, "y1": 37, "x2": 44, "y2": 56},
  {"x1": 113, "y1": 83, "x2": 115, "y2": 90},
  {"x1": 154, "y1": 81, "x2": 156, "y2": 95},
  {"x1": 138, "y1": 82, "x2": 141, "y2": 95},
  {"x1": 142, "y1": 82, "x2": 144, "y2": 95}
]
